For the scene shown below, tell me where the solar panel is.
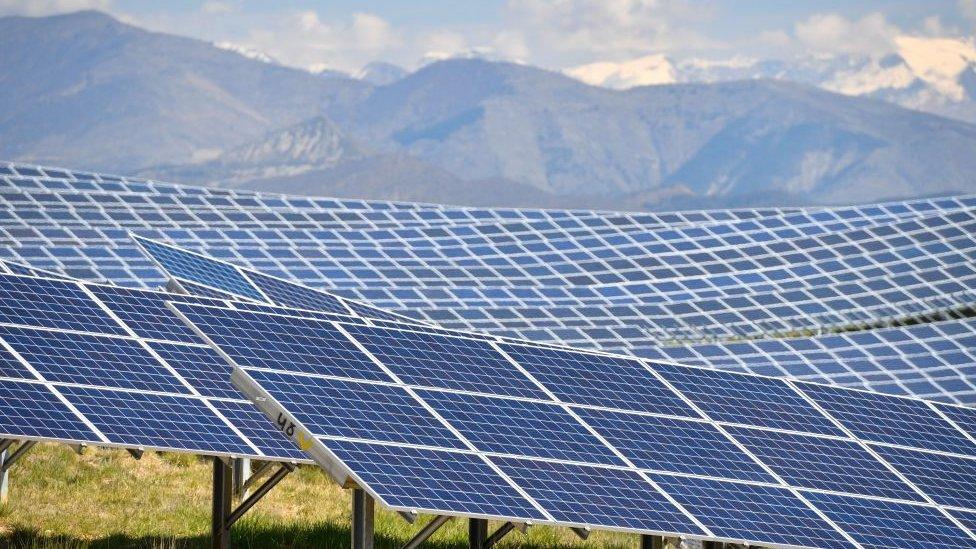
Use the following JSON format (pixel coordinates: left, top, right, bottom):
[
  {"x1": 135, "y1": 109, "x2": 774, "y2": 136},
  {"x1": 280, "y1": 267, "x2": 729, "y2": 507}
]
[
  {"x1": 176, "y1": 301, "x2": 976, "y2": 547},
  {"x1": 802, "y1": 491, "x2": 975, "y2": 548},
  {"x1": 0, "y1": 271, "x2": 306, "y2": 463}
]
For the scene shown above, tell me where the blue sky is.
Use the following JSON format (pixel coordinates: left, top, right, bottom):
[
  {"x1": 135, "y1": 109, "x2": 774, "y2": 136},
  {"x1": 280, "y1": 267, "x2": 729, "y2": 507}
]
[{"x1": 2, "y1": 0, "x2": 974, "y2": 72}]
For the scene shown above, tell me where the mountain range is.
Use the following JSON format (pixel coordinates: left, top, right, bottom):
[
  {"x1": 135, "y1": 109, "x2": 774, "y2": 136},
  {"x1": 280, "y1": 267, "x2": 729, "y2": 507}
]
[{"x1": 2, "y1": 10, "x2": 976, "y2": 210}]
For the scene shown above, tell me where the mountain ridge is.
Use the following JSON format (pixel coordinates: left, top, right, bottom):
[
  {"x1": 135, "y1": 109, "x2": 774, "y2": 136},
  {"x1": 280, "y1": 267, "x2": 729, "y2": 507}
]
[{"x1": 3, "y1": 11, "x2": 976, "y2": 210}]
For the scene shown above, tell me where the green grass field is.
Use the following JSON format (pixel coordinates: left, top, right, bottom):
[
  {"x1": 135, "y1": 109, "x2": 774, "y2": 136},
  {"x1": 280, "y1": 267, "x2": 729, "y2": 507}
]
[{"x1": 0, "y1": 444, "x2": 638, "y2": 549}]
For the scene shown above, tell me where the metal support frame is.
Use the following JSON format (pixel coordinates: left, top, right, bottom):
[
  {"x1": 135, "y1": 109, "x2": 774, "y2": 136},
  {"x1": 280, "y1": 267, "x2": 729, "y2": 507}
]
[
  {"x1": 401, "y1": 515, "x2": 452, "y2": 549},
  {"x1": 352, "y1": 488, "x2": 375, "y2": 549},
  {"x1": 469, "y1": 518, "x2": 488, "y2": 549},
  {"x1": 0, "y1": 441, "x2": 36, "y2": 474},
  {"x1": 240, "y1": 460, "x2": 275, "y2": 494},
  {"x1": 232, "y1": 458, "x2": 251, "y2": 499},
  {"x1": 571, "y1": 526, "x2": 591, "y2": 540},
  {"x1": 641, "y1": 535, "x2": 664, "y2": 549},
  {"x1": 484, "y1": 521, "x2": 518, "y2": 549},
  {"x1": 0, "y1": 448, "x2": 7, "y2": 504},
  {"x1": 0, "y1": 440, "x2": 37, "y2": 504},
  {"x1": 212, "y1": 457, "x2": 295, "y2": 549}
]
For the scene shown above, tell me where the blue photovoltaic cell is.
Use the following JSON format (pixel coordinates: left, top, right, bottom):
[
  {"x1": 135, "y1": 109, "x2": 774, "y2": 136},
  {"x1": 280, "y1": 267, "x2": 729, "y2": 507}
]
[
  {"x1": 803, "y1": 491, "x2": 975, "y2": 548},
  {"x1": 649, "y1": 363, "x2": 843, "y2": 436},
  {"x1": 0, "y1": 274, "x2": 127, "y2": 336},
  {"x1": 499, "y1": 343, "x2": 695, "y2": 417},
  {"x1": 494, "y1": 457, "x2": 704, "y2": 535},
  {"x1": 932, "y1": 403, "x2": 976, "y2": 441},
  {"x1": 573, "y1": 408, "x2": 774, "y2": 482},
  {"x1": 244, "y1": 368, "x2": 466, "y2": 449},
  {"x1": 147, "y1": 341, "x2": 239, "y2": 399},
  {"x1": 0, "y1": 379, "x2": 97, "y2": 441},
  {"x1": 172, "y1": 303, "x2": 392, "y2": 381},
  {"x1": 648, "y1": 473, "x2": 850, "y2": 548},
  {"x1": 135, "y1": 237, "x2": 264, "y2": 301},
  {"x1": 209, "y1": 399, "x2": 308, "y2": 461},
  {"x1": 176, "y1": 279, "x2": 244, "y2": 300},
  {"x1": 0, "y1": 345, "x2": 33, "y2": 379},
  {"x1": 0, "y1": 326, "x2": 189, "y2": 394},
  {"x1": 342, "y1": 324, "x2": 548, "y2": 399},
  {"x1": 798, "y1": 383, "x2": 976, "y2": 455},
  {"x1": 243, "y1": 270, "x2": 350, "y2": 315},
  {"x1": 345, "y1": 300, "x2": 418, "y2": 322},
  {"x1": 57, "y1": 385, "x2": 254, "y2": 455},
  {"x1": 417, "y1": 389, "x2": 623, "y2": 465},
  {"x1": 88, "y1": 284, "x2": 225, "y2": 343},
  {"x1": 873, "y1": 445, "x2": 976, "y2": 509},
  {"x1": 949, "y1": 510, "x2": 976, "y2": 540},
  {"x1": 724, "y1": 425, "x2": 922, "y2": 501},
  {"x1": 328, "y1": 440, "x2": 546, "y2": 520}
]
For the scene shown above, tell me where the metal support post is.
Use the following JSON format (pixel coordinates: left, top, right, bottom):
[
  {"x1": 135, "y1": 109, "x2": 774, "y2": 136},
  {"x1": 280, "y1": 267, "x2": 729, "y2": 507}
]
[
  {"x1": 0, "y1": 449, "x2": 7, "y2": 504},
  {"x1": 233, "y1": 458, "x2": 251, "y2": 499},
  {"x1": 641, "y1": 535, "x2": 663, "y2": 549},
  {"x1": 352, "y1": 488, "x2": 375, "y2": 549},
  {"x1": 401, "y1": 515, "x2": 452, "y2": 549},
  {"x1": 212, "y1": 458, "x2": 294, "y2": 549},
  {"x1": 702, "y1": 542, "x2": 724, "y2": 549},
  {"x1": 212, "y1": 457, "x2": 233, "y2": 549},
  {"x1": 484, "y1": 521, "x2": 517, "y2": 549},
  {"x1": 469, "y1": 518, "x2": 488, "y2": 549},
  {"x1": 0, "y1": 441, "x2": 36, "y2": 474}
]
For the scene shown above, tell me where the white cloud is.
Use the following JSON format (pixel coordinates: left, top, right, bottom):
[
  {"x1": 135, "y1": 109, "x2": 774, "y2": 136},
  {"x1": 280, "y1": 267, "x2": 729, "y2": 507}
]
[
  {"x1": 502, "y1": 0, "x2": 718, "y2": 66},
  {"x1": 243, "y1": 10, "x2": 402, "y2": 73},
  {"x1": 200, "y1": 1, "x2": 235, "y2": 15},
  {"x1": 962, "y1": 0, "x2": 976, "y2": 23},
  {"x1": 0, "y1": 0, "x2": 110, "y2": 16},
  {"x1": 794, "y1": 12, "x2": 900, "y2": 57}
]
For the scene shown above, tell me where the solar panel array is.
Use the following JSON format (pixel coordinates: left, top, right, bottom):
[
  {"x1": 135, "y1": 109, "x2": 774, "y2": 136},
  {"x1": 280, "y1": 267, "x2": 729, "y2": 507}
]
[
  {"x1": 0, "y1": 269, "x2": 324, "y2": 462},
  {"x1": 2, "y1": 164, "x2": 975, "y2": 411},
  {"x1": 172, "y1": 301, "x2": 976, "y2": 548}
]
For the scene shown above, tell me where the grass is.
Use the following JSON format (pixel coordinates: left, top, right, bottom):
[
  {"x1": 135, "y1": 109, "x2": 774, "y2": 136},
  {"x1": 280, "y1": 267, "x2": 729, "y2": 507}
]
[{"x1": 0, "y1": 444, "x2": 640, "y2": 549}]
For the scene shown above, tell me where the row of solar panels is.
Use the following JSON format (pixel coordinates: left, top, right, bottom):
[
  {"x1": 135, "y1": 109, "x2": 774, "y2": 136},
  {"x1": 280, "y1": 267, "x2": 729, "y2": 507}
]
[
  {"x1": 131, "y1": 238, "x2": 976, "y2": 410},
  {"x1": 3, "y1": 195, "x2": 973, "y2": 348},
  {"x1": 6, "y1": 256, "x2": 976, "y2": 547},
  {"x1": 3, "y1": 166, "x2": 975, "y2": 394}
]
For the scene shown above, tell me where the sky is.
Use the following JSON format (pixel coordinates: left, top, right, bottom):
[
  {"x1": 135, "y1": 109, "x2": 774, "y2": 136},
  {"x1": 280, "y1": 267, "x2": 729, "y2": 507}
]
[{"x1": 1, "y1": 0, "x2": 974, "y2": 73}]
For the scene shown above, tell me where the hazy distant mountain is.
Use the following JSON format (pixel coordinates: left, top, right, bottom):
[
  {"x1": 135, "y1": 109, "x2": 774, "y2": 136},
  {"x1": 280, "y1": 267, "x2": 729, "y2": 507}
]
[
  {"x1": 3, "y1": 11, "x2": 976, "y2": 210},
  {"x1": 0, "y1": 10, "x2": 370, "y2": 172},
  {"x1": 566, "y1": 37, "x2": 976, "y2": 123},
  {"x1": 356, "y1": 62, "x2": 409, "y2": 86}
]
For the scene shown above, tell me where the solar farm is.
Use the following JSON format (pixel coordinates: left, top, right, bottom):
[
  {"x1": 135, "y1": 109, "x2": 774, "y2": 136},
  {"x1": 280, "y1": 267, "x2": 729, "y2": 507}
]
[{"x1": 2, "y1": 162, "x2": 976, "y2": 549}]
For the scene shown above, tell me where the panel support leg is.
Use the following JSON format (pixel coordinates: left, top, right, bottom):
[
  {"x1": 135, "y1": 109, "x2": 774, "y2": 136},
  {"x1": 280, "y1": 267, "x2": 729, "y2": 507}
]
[
  {"x1": 469, "y1": 518, "x2": 488, "y2": 549},
  {"x1": 352, "y1": 488, "x2": 374, "y2": 549},
  {"x1": 484, "y1": 521, "x2": 517, "y2": 549},
  {"x1": 641, "y1": 535, "x2": 663, "y2": 549},
  {"x1": 213, "y1": 457, "x2": 294, "y2": 549},
  {"x1": 401, "y1": 515, "x2": 452, "y2": 549},
  {"x1": 233, "y1": 458, "x2": 251, "y2": 499},
  {"x1": 0, "y1": 449, "x2": 8, "y2": 505},
  {"x1": 212, "y1": 457, "x2": 233, "y2": 549}
]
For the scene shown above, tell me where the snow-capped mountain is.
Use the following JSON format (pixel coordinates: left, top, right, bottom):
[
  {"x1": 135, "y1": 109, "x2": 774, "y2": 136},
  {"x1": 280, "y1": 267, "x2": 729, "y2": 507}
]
[
  {"x1": 565, "y1": 36, "x2": 976, "y2": 122},
  {"x1": 213, "y1": 41, "x2": 276, "y2": 64}
]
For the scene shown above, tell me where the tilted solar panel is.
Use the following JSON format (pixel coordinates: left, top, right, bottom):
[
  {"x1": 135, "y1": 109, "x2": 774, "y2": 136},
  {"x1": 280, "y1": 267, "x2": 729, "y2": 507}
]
[
  {"x1": 172, "y1": 301, "x2": 976, "y2": 548},
  {"x1": 0, "y1": 271, "x2": 305, "y2": 462}
]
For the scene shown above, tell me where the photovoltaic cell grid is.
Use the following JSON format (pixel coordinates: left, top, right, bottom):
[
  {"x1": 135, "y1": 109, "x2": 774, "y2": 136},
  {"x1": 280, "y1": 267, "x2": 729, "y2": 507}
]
[
  {"x1": 175, "y1": 302, "x2": 976, "y2": 548},
  {"x1": 0, "y1": 270, "x2": 310, "y2": 462},
  {"x1": 133, "y1": 233, "x2": 976, "y2": 403},
  {"x1": 136, "y1": 236, "x2": 422, "y2": 324}
]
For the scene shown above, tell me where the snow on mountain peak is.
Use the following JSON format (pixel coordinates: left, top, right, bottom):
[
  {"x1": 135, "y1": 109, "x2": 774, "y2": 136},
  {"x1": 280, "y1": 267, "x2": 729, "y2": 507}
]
[
  {"x1": 565, "y1": 54, "x2": 677, "y2": 89},
  {"x1": 895, "y1": 35, "x2": 976, "y2": 100},
  {"x1": 213, "y1": 42, "x2": 276, "y2": 64}
]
